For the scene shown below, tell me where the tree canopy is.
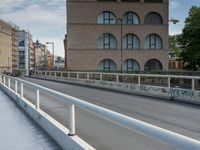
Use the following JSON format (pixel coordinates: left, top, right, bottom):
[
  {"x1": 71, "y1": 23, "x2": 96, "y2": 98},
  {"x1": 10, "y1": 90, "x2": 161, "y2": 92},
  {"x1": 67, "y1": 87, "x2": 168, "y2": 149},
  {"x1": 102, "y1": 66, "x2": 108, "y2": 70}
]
[
  {"x1": 178, "y1": 6, "x2": 200, "y2": 71},
  {"x1": 169, "y1": 35, "x2": 182, "y2": 58}
]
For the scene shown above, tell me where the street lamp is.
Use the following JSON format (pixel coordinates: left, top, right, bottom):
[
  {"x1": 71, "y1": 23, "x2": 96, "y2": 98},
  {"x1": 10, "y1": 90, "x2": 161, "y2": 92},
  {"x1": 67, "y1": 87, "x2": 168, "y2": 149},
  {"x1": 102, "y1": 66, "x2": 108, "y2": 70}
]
[
  {"x1": 46, "y1": 42, "x2": 54, "y2": 69},
  {"x1": 112, "y1": 18, "x2": 123, "y2": 73}
]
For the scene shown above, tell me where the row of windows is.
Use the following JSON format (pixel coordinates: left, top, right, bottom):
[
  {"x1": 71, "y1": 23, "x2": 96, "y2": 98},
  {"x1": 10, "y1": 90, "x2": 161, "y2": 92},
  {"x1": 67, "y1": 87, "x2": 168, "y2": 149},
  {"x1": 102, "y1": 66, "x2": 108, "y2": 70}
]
[
  {"x1": 97, "y1": 11, "x2": 163, "y2": 25},
  {"x1": 97, "y1": 59, "x2": 162, "y2": 71},
  {"x1": 98, "y1": 0, "x2": 163, "y2": 3},
  {"x1": 98, "y1": 33, "x2": 162, "y2": 49}
]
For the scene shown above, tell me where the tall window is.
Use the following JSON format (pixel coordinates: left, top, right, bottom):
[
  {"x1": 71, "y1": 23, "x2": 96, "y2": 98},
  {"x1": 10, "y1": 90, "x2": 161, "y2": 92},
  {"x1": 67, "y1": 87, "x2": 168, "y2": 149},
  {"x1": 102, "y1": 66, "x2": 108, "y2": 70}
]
[
  {"x1": 97, "y1": 11, "x2": 116, "y2": 24},
  {"x1": 144, "y1": 34, "x2": 162, "y2": 49},
  {"x1": 123, "y1": 59, "x2": 140, "y2": 71},
  {"x1": 98, "y1": 33, "x2": 117, "y2": 49},
  {"x1": 19, "y1": 40, "x2": 25, "y2": 46},
  {"x1": 123, "y1": 34, "x2": 139, "y2": 49},
  {"x1": 122, "y1": 12, "x2": 139, "y2": 24},
  {"x1": 144, "y1": 59, "x2": 162, "y2": 71},
  {"x1": 97, "y1": 59, "x2": 117, "y2": 71},
  {"x1": 144, "y1": 12, "x2": 163, "y2": 25}
]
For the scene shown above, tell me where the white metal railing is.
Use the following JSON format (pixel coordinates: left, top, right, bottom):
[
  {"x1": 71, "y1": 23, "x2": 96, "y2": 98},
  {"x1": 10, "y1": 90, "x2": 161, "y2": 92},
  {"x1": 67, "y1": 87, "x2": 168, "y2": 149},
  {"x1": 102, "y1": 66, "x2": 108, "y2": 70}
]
[
  {"x1": 1, "y1": 74, "x2": 200, "y2": 150},
  {"x1": 34, "y1": 71, "x2": 200, "y2": 91}
]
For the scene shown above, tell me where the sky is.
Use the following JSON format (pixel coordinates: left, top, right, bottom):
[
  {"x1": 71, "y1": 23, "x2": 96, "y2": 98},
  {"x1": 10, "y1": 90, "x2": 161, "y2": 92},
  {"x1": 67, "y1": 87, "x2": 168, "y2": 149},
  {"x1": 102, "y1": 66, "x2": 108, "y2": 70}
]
[{"x1": 0, "y1": 0, "x2": 200, "y2": 57}]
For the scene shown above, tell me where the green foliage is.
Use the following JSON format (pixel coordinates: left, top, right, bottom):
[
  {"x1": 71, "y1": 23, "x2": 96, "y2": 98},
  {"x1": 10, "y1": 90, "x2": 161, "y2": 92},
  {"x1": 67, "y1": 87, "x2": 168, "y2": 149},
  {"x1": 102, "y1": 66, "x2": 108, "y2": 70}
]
[
  {"x1": 178, "y1": 6, "x2": 200, "y2": 71},
  {"x1": 169, "y1": 35, "x2": 182, "y2": 58}
]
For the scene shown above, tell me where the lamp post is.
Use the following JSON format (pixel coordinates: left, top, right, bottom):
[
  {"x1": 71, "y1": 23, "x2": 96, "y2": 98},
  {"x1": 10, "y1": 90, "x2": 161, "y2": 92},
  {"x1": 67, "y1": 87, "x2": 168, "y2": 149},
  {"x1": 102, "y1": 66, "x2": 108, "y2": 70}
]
[
  {"x1": 113, "y1": 18, "x2": 123, "y2": 74},
  {"x1": 46, "y1": 42, "x2": 54, "y2": 69}
]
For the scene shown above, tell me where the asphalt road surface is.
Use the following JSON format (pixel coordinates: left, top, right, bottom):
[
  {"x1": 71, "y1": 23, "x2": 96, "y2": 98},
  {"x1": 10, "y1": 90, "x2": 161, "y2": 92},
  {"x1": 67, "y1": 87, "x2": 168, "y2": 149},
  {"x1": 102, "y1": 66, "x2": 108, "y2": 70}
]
[{"x1": 8, "y1": 77, "x2": 200, "y2": 150}]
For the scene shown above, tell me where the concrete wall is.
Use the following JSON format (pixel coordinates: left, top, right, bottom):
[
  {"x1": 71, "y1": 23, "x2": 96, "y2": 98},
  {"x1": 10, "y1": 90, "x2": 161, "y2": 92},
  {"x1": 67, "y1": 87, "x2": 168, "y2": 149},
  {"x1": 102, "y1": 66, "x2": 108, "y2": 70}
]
[
  {"x1": 0, "y1": 82, "x2": 95, "y2": 150},
  {"x1": 36, "y1": 75, "x2": 200, "y2": 105}
]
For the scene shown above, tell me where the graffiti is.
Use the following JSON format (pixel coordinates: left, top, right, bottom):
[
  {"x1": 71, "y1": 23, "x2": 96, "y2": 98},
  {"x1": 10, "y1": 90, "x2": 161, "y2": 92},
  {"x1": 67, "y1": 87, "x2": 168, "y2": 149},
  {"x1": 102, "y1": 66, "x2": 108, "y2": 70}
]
[
  {"x1": 73, "y1": 77, "x2": 200, "y2": 102},
  {"x1": 140, "y1": 85, "x2": 162, "y2": 93},
  {"x1": 169, "y1": 88, "x2": 196, "y2": 99}
]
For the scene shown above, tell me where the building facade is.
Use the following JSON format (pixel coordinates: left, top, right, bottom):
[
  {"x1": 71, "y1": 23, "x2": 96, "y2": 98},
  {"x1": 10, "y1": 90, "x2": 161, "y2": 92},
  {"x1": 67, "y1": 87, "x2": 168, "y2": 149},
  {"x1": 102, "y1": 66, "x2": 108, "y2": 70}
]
[
  {"x1": 18, "y1": 30, "x2": 34, "y2": 75},
  {"x1": 47, "y1": 51, "x2": 53, "y2": 70},
  {"x1": 33, "y1": 40, "x2": 48, "y2": 70},
  {"x1": 0, "y1": 19, "x2": 18, "y2": 73},
  {"x1": 66, "y1": 0, "x2": 169, "y2": 72}
]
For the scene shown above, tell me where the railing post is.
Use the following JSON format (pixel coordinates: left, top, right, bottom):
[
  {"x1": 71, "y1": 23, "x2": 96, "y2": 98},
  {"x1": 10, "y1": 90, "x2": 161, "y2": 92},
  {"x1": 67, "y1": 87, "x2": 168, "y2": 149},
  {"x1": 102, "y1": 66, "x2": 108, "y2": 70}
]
[
  {"x1": 77, "y1": 73, "x2": 79, "y2": 79},
  {"x1": 116, "y1": 75, "x2": 119, "y2": 83},
  {"x1": 20, "y1": 83, "x2": 23, "y2": 98},
  {"x1": 45, "y1": 71, "x2": 47, "y2": 76},
  {"x1": 61, "y1": 72, "x2": 63, "y2": 78},
  {"x1": 100, "y1": 74, "x2": 103, "y2": 81},
  {"x1": 68, "y1": 72, "x2": 70, "y2": 78},
  {"x1": 68, "y1": 104, "x2": 75, "y2": 136},
  {"x1": 192, "y1": 79, "x2": 195, "y2": 90},
  {"x1": 55, "y1": 72, "x2": 57, "y2": 77},
  {"x1": 87, "y1": 73, "x2": 89, "y2": 80},
  {"x1": 3, "y1": 76, "x2": 5, "y2": 86},
  {"x1": 168, "y1": 77, "x2": 171, "y2": 88},
  {"x1": 138, "y1": 75, "x2": 141, "y2": 86},
  {"x1": 8, "y1": 78, "x2": 10, "y2": 89},
  {"x1": 36, "y1": 89, "x2": 40, "y2": 109},
  {"x1": 15, "y1": 80, "x2": 18, "y2": 94}
]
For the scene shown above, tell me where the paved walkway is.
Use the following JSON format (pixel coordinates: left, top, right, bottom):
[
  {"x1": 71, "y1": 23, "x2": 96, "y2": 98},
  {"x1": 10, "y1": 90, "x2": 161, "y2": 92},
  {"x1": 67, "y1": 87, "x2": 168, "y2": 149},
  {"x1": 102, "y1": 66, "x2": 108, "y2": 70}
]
[{"x1": 0, "y1": 89, "x2": 61, "y2": 150}]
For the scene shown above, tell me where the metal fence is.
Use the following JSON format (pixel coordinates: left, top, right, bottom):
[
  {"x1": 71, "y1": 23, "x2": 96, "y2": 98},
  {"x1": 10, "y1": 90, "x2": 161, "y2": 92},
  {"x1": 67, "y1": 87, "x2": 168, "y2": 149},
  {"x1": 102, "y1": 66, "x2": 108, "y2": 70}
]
[
  {"x1": 0, "y1": 74, "x2": 200, "y2": 150},
  {"x1": 35, "y1": 71, "x2": 200, "y2": 90}
]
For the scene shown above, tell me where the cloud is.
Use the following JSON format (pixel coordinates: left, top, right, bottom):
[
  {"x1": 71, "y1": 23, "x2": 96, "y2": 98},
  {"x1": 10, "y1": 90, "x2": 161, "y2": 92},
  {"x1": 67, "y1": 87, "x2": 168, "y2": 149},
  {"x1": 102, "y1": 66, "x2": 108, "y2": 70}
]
[
  {"x1": 169, "y1": 0, "x2": 180, "y2": 9},
  {"x1": 0, "y1": 0, "x2": 66, "y2": 56}
]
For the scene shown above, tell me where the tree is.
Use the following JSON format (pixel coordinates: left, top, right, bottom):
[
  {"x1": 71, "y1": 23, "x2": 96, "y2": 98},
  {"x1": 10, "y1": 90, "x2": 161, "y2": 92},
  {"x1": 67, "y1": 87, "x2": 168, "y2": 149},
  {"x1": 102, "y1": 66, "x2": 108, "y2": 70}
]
[
  {"x1": 178, "y1": 6, "x2": 200, "y2": 71},
  {"x1": 169, "y1": 35, "x2": 182, "y2": 58}
]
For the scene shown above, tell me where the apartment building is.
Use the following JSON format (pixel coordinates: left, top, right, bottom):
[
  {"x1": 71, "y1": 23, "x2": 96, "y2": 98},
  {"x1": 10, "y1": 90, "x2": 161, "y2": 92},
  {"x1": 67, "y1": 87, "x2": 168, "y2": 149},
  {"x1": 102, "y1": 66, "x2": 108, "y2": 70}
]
[
  {"x1": 66, "y1": 0, "x2": 169, "y2": 72},
  {"x1": 33, "y1": 40, "x2": 48, "y2": 70},
  {"x1": 0, "y1": 19, "x2": 18, "y2": 73},
  {"x1": 18, "y1": 30, "x2": 34, "y2": 75}
]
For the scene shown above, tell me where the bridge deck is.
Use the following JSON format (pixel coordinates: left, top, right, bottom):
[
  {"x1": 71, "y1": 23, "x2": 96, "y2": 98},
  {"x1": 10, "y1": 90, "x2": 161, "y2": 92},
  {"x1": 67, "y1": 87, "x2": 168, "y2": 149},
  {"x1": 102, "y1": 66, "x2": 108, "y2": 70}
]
[{"x1": 0, "y1": 89, "x2": 61, "y2": 150}]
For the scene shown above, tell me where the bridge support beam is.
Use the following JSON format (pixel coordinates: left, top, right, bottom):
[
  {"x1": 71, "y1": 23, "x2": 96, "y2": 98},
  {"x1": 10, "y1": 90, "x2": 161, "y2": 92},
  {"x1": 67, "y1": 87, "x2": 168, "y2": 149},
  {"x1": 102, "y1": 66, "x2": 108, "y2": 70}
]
[
  {"x1": 20, "y1": 83, "x2": 23, "y2": 98},
  {"x1": 192, "y1": 79, "x2": 195, "y2": 90},
  {"x1": 15, "y1": 80, "x2": 18, "y2": 94},
  {"x1": 36, "y1": 89, "x2": 40, "y2": 109},
  {"x1": 68, "y1": 104, "x2": 76, "y2": 136},
  {"x1": 8, "y1": 78, "x2": 10, "y2": 89}
]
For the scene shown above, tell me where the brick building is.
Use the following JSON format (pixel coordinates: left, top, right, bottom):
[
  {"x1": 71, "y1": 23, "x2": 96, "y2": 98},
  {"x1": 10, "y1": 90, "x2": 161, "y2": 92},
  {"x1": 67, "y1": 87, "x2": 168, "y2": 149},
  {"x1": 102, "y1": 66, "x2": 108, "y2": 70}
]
[{"x1": 65, "y1": 0, "x2": 169, "y2": 72}]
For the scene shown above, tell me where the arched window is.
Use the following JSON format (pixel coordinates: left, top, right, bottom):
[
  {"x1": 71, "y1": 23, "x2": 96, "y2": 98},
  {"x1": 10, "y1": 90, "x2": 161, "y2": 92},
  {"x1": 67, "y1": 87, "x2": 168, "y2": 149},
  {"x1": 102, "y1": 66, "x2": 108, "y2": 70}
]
[
  {"x1": 144, "y1": 59, "x2": 162, "y2": 71},
  {"x1": 97, "y1": 11, "x2": 116, "y2": 24},
  {"x1": 97, "y1": 59, "x2": 117, "y2": 71},
  {"x1": 98, "y1": 33, "x2": 117, "y2": 49},
  {"x1": 123, "y1": 59, "x2": 140, "y2": 72},
  {"x1": 144, "y1": 12, "x2": 163, "y2": 24},
  {"x1": 123, "y1": 34, "x2": 140, "y2": 49},
  {"x1": 122, "y1": 12, "x2": 139, "y2": 24},
  {"x1": 144, "y1": 34, "x2": 162, "y2": 49}
]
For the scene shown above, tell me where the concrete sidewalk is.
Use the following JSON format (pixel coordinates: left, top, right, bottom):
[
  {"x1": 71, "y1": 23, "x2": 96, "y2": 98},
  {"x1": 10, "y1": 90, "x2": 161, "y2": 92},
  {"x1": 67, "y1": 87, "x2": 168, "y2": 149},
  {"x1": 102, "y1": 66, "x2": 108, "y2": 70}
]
[{"x1": 0, "y1": 89, "x2": 61, "y2": 150}]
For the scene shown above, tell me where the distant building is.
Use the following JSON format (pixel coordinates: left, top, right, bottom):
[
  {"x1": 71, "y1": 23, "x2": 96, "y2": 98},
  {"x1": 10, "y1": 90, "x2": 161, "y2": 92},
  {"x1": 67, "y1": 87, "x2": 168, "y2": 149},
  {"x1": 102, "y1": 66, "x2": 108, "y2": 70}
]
[
  {"x1": 33, "y1": 40, "x2": 48, "y2": 70},
  {"x1": 168, "y1": 58, "x2": 184, "y2": 70},
  {"x1": 47, "y1": 51, "x2": 53, "y2": 70},
  {"x1": 0, "y1": 19, "x2": 18, "y2": 73},
  {"x1": 55, "y1": 56, "x2": 65, "y2": 69},
  {"x1": 66, "y1": 0, "x2": 169, "y2": 72},
  {"x1": 18, "y1": 30, "x2": 34, "y2": 75}
]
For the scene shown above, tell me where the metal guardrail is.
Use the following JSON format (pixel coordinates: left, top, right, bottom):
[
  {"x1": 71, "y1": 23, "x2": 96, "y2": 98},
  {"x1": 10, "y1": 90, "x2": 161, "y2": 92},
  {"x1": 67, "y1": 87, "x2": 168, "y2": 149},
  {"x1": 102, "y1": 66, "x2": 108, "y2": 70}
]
[
  {"x1": 1, "y1": 74, "x2": 200, "y2": 150},
  {"x1": 35, "y1": 71, "x2": 200, "y2": 90}
]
